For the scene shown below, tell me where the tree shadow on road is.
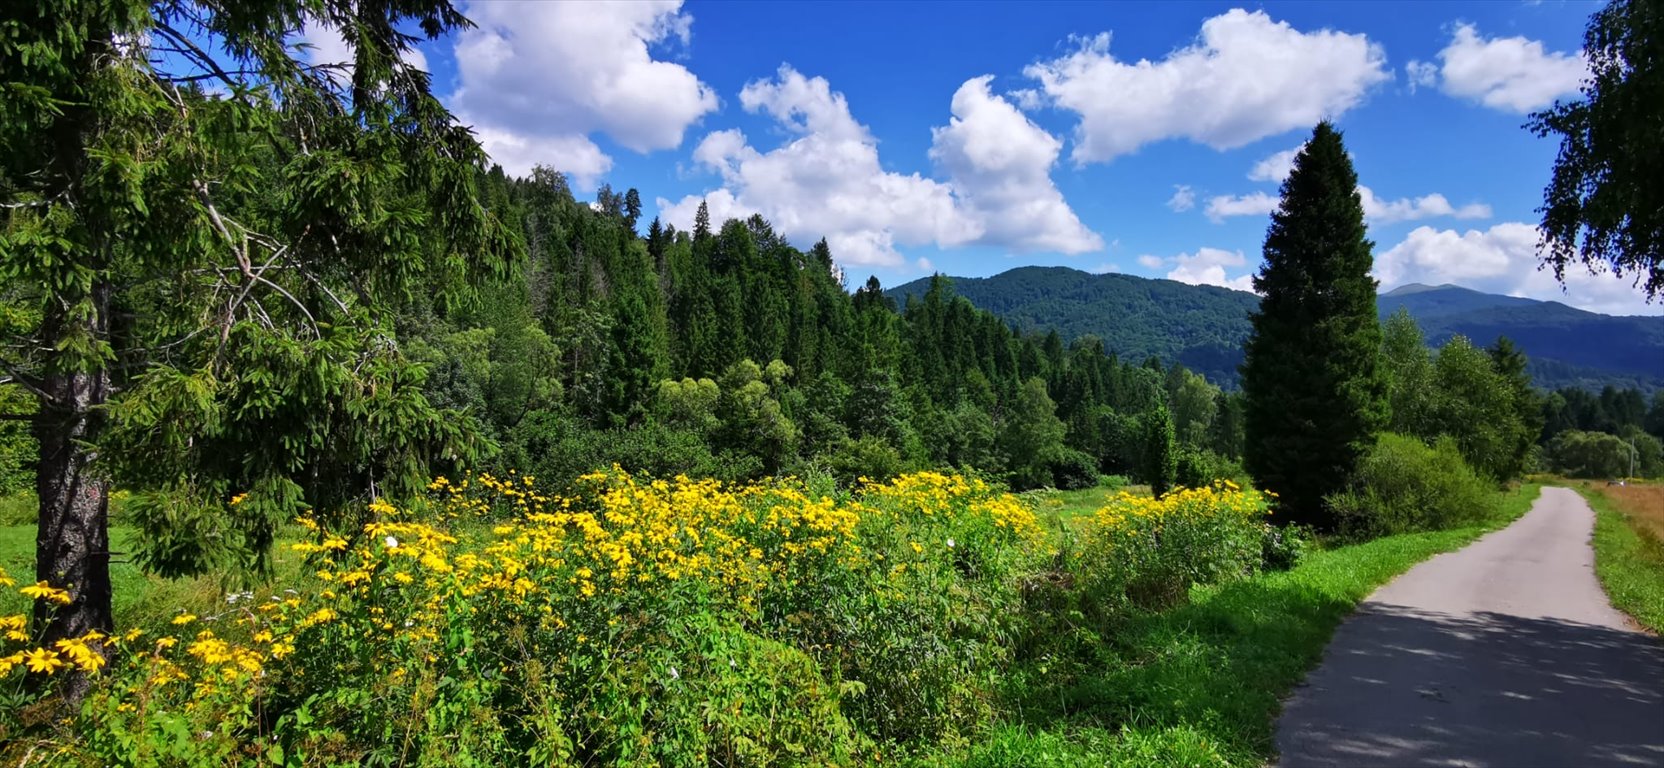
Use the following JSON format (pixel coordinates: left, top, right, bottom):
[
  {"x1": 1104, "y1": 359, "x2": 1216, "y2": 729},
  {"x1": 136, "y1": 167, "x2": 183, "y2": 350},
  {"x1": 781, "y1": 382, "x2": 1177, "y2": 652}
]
[{"x1": 1278, "y1": 602, "x2": 1664, "y2": 767}]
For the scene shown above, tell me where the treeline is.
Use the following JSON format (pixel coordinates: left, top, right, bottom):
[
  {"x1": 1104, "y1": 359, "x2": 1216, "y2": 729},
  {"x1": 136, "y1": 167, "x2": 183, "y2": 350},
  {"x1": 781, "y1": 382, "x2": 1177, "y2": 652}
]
[
  {"x1": 1540, "y1": 384, "x2": 1664, "y2": 478},
  {"x1": 396, "y1": 168, "x2": 1242, "y2": 493}
]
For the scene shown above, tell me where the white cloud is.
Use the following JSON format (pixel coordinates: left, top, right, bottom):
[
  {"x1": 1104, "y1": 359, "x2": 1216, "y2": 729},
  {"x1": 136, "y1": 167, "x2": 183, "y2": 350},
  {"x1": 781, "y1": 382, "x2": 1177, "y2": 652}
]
[
  {"x1": 1136, "y1": 254, "x2": 1166, "y2": 270},
  {"x1": 654, "y1": 188, "x2": 757, "y2": 235},
  {"x1": 296, "y1": 22, "x2": 428, "y2": 82},
  {"x1": 661, "y1": 68, "x2": 1100, "y2": 267},
  {"x1": 1023, "y1": 10, "x2": 1389, "y2": 163},
  {"x1": 1408, "y1": 23, "x2": 1586, "y2": 113},
  {"x1": 1207, "y1": 149, "x2": 1492, "y2": 225},
  {"x1": 1405, "y1": 60, "x2": 1439, "y2": 92},
  {"x1": 928, "y1": 76, "x2": 1103, "y2": 254},
  {"x1": 1159, "y1": 247, "x2": 1257, "y2": 292},
  {"x1": 450, "y1": 1, "x2": 718, "y2": 186},
  {"x1": 1205, "y1": 192, "x2": 1279, "y2": 223},
  {"x1": 916, "y1": 257, "x2": 935, "y2": 272},
  {"x1": 1377, "y1": 223, "x2": 1663, "y2": 315},
  {"x1": 1248, "y1": 144, "x2": 1304, "y2": 183},
  {"x1": 1167, "y1": 185, "x2": 1196, "y2": 212},
  {"x1": 1359, "y1": 187, "x2": 1490, "y2": 224},
  {"x1": 1091, "y1": 262, "x2": 1121, "y2": 274}
]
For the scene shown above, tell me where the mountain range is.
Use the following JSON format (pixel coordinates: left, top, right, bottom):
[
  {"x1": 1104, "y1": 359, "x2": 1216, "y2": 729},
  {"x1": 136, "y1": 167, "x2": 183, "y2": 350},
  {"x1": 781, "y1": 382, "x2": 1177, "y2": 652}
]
[{"x1": 887, "y1": 267, "x2": 1664, "y2": 392}]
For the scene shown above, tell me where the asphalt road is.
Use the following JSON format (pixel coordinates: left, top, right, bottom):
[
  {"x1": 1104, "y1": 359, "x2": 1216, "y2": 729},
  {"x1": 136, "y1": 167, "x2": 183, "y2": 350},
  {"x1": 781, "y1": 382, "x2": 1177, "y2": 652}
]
[{"x1": 1276, "y1": 486, "x2": 1664, "y2": 767}]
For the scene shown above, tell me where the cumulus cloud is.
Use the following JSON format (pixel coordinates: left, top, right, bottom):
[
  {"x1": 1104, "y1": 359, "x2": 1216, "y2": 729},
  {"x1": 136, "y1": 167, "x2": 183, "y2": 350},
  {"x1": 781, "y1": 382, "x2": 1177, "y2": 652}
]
[
  {"x1": 1377, "y1": 223, "x2": 1662, "y2": 315},
  {"x1": 1023, "y1": 10, "x2": 1389, "y2": 163},
  {"x1": 1248, "y1": 144, "x2": 1303, "y2": 183},
  {"x1": 450, "y1": 1, "x2": 718, "y2": 186},
  {"x1": 1167, "y1": 185, "x2": 1196, "y2": 212},
  {"x1": 929, "y1": 76, "x2": 1103, "y2": 253},
  {"x1": 1204, "y1": 192, "x2": 1279, "y2": 223},
  {"x1": 1209, "y1": 145, "x2": 1491, "y2": 224},
  {"x1": 1406, "y1": 23, "x2": 1586, "y2": 113},
  {"x1": 1206, "y1": 186, "x2": 1489, "y2": 225},
  {"x1": 659, "y1": 68, "x2": 1099, "y2": 267},
  {"x1": 1154, "y1": 248, "x2": 1258, "y2": 292},
  {"x1": 1359, "y1": 188, "x2": 1491, "y2": 224}
]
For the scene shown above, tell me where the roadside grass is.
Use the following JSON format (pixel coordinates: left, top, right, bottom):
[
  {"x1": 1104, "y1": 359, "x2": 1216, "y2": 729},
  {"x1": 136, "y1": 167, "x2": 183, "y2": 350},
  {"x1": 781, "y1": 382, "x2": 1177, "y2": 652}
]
[
  {"x1": 929, "y1": 482, "x2": 1541, "y2": 767},
  {"x1": 1573, "y1": 480, "x2": 1664, "y2": 633}
]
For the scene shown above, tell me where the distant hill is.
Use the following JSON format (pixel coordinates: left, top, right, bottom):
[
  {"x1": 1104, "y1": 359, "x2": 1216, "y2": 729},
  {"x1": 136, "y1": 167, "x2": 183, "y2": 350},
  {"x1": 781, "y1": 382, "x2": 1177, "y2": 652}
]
[{"x1": 887, "y1": 268, "x2": 1664, "y2": 392}]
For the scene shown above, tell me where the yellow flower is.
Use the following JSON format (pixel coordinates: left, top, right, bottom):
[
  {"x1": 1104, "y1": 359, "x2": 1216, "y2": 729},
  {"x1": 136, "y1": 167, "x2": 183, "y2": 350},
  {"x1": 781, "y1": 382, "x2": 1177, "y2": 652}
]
[
  {"x1": 23, "y1": 648, "x2": 66, "y2": 675},
  {"x1": 171, "y1": 613, "x2": 197, "y2": 626},
  {"x1": 19, "y1": 581, "x2": 72, "y2": 605},
  {"x1": 230, "y1": 493, "x2": 248, "y2": 506},
  {"x1": 54, "y1": 638, "x2": 106, "y2": 673}
]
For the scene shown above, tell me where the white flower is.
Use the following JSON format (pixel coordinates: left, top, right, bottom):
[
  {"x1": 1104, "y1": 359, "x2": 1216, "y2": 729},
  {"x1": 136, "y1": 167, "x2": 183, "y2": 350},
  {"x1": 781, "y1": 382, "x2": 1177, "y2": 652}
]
[
  {"x1": 668, "y1": 666, "x2": 680, "y2": 681},
  {"x1": 946, "y1": 538, "x2": 956, "y2": 549},
  {"x1": 384, "y1": 535, "x2": 399, "y2": 549}
]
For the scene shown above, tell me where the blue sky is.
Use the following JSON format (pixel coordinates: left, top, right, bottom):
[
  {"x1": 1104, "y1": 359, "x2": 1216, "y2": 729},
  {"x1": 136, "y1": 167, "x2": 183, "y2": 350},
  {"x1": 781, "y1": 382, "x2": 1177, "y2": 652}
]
[{"x1": 303, "y1": 1, "x2": 1661, "y2": 315}]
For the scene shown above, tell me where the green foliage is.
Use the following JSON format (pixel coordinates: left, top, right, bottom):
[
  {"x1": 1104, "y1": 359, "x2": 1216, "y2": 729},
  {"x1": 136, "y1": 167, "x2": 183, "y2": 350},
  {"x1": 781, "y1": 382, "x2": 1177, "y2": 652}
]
[
  {"x1": 1530, "y1": 0, "x2": 1664, "y2": 300},
  {"x1": 1139, "y1": 404, "x2": 1177, "y2": 497},
  {"x1": 1242, "y1": 122, "x2": 1387, "y2": 530},
  {"x1": 1259, "y1": 523, "x2": 1312, "y2": 572},
  {"x1": 1421, "y1": 335, "x2": 1533, "y2": 481},
  {"x1": 1002, "y1": 378, "x2": 1068, "y2": 491},
  {"x1": 1327, "y1": 433, "x2": 1499, "y2": 537},
  {"x1": 1069, "y1": 484, "x2": 1270, "y2": 621},
  {"x1": 1046, "y1": 449, "x2": 1101, "y2": 491},
  {"x1": 1544, "y1": 429, "x2": 1640, "y2": 478}
]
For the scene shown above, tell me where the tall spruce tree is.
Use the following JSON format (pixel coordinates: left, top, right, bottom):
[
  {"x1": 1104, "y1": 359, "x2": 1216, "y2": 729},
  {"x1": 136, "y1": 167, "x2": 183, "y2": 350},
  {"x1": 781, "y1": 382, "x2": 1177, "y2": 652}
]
[
  {"x1": 1, "y1": 0, "x2": 511, "y2": 672},
  {"x1": 1241, "y1": 122, "x2": 1386, "y2": 529}
]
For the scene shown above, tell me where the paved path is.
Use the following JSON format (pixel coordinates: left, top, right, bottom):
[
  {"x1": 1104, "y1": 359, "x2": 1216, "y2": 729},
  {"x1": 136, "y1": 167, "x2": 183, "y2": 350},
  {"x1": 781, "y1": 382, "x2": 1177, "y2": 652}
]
[{"x1": 1276, "y1": 487, "x2": 1664, "y2": 767}]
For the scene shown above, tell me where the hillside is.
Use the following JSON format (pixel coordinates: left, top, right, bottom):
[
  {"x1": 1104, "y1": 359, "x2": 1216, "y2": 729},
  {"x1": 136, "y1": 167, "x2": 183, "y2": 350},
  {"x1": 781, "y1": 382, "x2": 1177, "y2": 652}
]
[{"x1": 888, "y1": 268, "x2": 1664, "y2": 391}]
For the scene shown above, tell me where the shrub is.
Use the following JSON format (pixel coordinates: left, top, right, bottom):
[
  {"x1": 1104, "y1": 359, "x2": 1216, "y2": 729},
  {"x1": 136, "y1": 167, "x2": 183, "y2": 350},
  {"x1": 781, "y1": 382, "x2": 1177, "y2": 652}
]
[
  {"x1": 1326, "y1": 433, "x2": 1498, "y2": 538},
  {"x1": 1260, "y1": 522, "x2": 1312, "y2": 571},
  {"x1": 1046, "y1": 449, "x2": 1101, "y2": 491},
  {"x1": 1174, "y1": 448, "x2": 1249, "y2": 490},
  {"x1": 1071, "y1": 482, "x2": 1268, "y2": 618}
]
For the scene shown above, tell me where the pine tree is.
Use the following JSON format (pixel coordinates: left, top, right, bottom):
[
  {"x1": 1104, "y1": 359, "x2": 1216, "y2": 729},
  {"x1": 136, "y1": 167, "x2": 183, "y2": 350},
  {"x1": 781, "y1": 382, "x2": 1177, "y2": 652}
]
[{"x1": 1241, "y1": 122, "x2": 1386, "y2": 529}]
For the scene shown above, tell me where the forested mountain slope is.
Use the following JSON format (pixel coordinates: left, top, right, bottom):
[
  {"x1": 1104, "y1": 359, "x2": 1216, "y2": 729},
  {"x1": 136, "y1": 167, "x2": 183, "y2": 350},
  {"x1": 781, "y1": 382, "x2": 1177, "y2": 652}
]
[{"x1": 889, "y1": 268, "x2": 1664, "y2": 391}]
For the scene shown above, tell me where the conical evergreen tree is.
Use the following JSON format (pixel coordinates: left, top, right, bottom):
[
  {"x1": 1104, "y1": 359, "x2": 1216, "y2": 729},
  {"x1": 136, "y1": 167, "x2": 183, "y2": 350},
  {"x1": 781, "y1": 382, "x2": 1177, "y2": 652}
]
[{"x1": 1241, "y1": 122, "x2": 1386, "y2": 529}]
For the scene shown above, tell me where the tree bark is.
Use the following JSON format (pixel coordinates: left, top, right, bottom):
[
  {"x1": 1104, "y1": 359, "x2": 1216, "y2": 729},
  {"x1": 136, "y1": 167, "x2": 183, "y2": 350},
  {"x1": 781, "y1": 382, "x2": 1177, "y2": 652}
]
[{"x1": 32, "y1": 284, "x2": 114, "y2": 701}]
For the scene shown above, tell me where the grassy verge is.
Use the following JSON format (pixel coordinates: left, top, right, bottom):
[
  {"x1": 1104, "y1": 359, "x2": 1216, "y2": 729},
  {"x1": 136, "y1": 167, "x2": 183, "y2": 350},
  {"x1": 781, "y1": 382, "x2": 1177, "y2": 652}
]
[
  {"x1": 930, "y1": 482, "x2": 1541, "y2": 767},
  {"x1": 1572, "y1": 481, "x2": 1664, "y2": 633}
]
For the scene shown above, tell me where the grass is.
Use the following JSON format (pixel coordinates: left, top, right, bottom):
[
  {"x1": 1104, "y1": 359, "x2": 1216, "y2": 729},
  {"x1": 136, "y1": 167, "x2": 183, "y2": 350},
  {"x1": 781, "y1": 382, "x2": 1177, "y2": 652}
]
[
  {"x1": 1031, "y1": 477, "x2": 1142, "y2": 526},
  {"x1": 930, "y1": 482, "x2": 1542, "y2": 767},
  {"x1": 1573, "y1": 480, "x2": 1664, "y2": 633}
]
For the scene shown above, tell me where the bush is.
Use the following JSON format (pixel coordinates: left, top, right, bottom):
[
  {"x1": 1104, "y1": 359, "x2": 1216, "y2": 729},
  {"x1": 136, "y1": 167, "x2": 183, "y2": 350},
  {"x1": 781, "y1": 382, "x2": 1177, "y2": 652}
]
[
  {"x1": 1326, "y1": 433, "x2": 1498, "y2": 538},
  {"x1": 1046, "y1": 448, "x2": 1100, "y2": 491},
  {"x1": 825, "y1": 434, "x2": 908, "y2": 487},
  {"x1": 1071, "y1": 482, "x2": 1268, "y2": 618},
  {"x1": 1174, "y1": 448, "x2": 1249, "y2": 490},
  {"x1": 1260, "y1": 522, "x2": 1312, "y2": 571}
]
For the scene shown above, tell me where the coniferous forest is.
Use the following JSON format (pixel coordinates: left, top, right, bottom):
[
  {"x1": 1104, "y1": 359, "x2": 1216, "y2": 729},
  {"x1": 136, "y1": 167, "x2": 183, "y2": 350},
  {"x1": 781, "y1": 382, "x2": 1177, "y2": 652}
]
[{"x1": 396, "y1": 169, "x2": 1244, "y2": 497}]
